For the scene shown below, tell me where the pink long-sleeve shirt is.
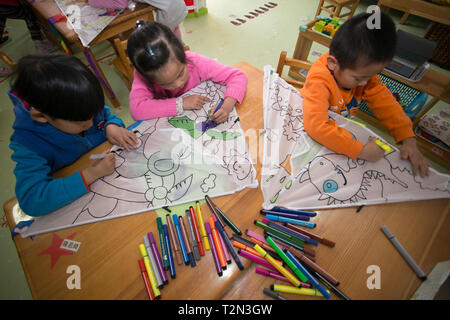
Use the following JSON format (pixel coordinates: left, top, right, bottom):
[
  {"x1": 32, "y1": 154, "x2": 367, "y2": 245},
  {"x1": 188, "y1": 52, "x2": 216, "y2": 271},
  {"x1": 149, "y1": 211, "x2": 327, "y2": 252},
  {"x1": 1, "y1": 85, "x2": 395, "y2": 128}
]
[{"x1": 129, "y1": 51, "x2": 248, "y2": 121}]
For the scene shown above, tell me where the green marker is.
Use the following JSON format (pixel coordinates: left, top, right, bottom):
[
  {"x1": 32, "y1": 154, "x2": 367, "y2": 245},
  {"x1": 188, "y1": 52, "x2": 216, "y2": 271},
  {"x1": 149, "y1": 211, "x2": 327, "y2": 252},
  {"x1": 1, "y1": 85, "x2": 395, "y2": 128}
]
[
  {"x1": 156, "y1": 217, "x2": 169, "y2": 270},
  {"x1": 254, "y1": 220, "x2": 304, "y2": 246},
  {"x1": 266, "y1": 236, "x2": 308, "y2": 283},
  {"x1": 215, "y1": 205, "x2": 242, "y2": 236},
  {"x1": 265, "y1": 229, "x2": 306, "y2": 253}
]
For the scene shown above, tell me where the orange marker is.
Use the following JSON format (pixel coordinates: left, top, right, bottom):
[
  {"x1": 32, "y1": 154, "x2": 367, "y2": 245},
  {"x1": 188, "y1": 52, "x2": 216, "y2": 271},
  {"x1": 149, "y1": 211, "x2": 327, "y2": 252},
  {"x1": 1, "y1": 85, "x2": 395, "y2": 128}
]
[
  {"x1": 232, "y1": 240, "x2": 261, "y2": 257},
  {"x1": 232, "y1": 240, "x2": 284, "y2": 266},
  {"x1": 189, "y1": 206, "x2": 205, "y2": 256},
  {"x1": 209, "y1": 217, "x2": 226, "y2": 269}
]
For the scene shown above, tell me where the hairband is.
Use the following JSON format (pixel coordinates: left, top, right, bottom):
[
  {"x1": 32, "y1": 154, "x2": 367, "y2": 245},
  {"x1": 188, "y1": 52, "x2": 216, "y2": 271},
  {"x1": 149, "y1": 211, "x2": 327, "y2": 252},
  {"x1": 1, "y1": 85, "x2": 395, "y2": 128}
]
[{"x1": 136, "y1": 19, "x2": 145, "y2": 28}]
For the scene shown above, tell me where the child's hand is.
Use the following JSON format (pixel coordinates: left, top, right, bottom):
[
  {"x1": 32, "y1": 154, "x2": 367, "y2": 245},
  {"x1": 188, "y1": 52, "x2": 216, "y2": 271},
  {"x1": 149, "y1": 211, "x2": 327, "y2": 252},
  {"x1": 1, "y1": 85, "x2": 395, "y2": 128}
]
[
  {"x1": 209, "y1": 97, "x2": 236, "y2": 124},
  {"x1": 399, "y1": 137, "x2": 431, "y2": 178},
  {"x1": 105, "y1": 124, "x2": 138, "y2": 152},
  {"x1": 183, "y1": 94, "x2": 211, "y2": 110},
  {"x1": 358, "y1": 137, "x2": 385, "y2": 162},
  {"x1": 82, "y1": 153, "x2": 116, "y2": 185}
]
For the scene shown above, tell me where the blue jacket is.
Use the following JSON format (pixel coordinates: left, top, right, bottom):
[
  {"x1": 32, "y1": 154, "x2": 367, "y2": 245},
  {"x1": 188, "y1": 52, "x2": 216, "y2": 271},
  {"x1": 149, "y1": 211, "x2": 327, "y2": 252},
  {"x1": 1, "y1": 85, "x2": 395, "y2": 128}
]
[{"x1": 9, "y1": 90, "x2": 125, "y2": 216}]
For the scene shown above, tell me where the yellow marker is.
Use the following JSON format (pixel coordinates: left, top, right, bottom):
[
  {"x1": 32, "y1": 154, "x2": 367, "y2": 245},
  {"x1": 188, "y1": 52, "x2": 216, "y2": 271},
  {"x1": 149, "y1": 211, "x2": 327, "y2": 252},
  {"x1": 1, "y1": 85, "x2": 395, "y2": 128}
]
[
  {"x1": 375, "y1": 139, "x2": 393, "y2": 153},
  {"x1": 195, "y1": 201, "x2": 210, "y2": 250},
  {"x1": 254, "y1": 244, "x2": 301, "y2": 288},
  {"x1": 346, "y1": 118, "x2": 366, "y2": 128},
  {"x1": 271, "y1": 284, "x2": 329, "y2": 297},
  {"x1": 139, "y1": 243, "x2": 160, "y2": 298}
]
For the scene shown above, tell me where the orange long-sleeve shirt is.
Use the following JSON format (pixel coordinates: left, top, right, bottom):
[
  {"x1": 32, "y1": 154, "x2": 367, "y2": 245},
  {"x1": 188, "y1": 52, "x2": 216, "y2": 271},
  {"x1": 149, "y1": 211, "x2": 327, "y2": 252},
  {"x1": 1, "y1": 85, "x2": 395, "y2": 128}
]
[{"x1": 300, "y1": 52, "x2": 414, "y2": 159}]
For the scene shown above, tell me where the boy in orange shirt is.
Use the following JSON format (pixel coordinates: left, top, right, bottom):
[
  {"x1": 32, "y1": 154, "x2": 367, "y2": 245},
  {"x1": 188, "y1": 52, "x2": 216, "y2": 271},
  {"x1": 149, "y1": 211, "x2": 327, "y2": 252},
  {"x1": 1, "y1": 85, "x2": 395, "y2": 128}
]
[{"x1": 301, "y1": 12, "x2": 430, "y2": 177}]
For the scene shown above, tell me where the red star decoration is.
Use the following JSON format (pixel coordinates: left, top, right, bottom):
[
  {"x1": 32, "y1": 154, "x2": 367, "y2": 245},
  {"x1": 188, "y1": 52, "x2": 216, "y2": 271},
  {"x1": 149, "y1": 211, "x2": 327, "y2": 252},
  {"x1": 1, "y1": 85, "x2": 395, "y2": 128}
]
[{"x1": 38, "y1": 232, "x2": 77, "y2": 269}]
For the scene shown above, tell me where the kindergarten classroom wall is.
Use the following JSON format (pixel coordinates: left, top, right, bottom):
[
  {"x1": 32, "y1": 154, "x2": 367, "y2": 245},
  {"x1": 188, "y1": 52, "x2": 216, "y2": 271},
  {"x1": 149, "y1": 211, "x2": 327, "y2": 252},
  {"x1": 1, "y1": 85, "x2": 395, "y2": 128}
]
[{"x1": 0, "y1": 0, "x2": 448, "y2": 299}]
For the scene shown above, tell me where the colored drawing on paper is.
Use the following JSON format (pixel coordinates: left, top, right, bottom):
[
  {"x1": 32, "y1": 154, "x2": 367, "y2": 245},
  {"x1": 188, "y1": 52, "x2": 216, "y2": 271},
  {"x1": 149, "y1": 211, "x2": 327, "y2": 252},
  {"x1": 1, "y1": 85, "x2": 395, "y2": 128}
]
[
  {"x1": 54, "y1": 0, "x2": 123, "y2": 47},
  {"x1": 21, "y1": 81, "x2": 257, "y2": 237},
  {"x1": 261, "y1": 66, "x2": 450, "y2": 210}
]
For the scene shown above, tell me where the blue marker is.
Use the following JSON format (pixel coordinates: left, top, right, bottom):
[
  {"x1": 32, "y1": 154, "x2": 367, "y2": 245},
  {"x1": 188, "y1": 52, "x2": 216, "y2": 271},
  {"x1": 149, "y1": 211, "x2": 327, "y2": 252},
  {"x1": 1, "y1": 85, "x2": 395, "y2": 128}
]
[
  {"x1": 261, "y1": 209, "x2": 310, "y2": 221},
  {"x1": 265, "y1": 220, "x2": 318, "y2": 246},
  {"x1": 163, "y1": 224, "x2": 176, "y2": 279},
  {"x1": 214, "y1": 220, "x2": 244, "y2": 270},
  {"x1": 172, "y1": 214, "x2": 189, "y2": 265},
  {"x1": 266, "y1": 214, "x2": 316, "y2": 229},
  {"x1": 271, "y1": 207, "x2": 317, "y2": 217},
  {"x1": 285, "y1": 250, "x2": 331, "y2": 299}
]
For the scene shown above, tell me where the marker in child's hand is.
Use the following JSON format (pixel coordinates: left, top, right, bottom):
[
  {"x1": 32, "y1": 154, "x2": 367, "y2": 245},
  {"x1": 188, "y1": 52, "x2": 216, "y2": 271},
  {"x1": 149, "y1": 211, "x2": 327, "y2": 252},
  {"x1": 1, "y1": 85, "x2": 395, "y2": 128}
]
[
  {"x1": 89, "y1": 153, "x2": 108, "y2": 160},
  {"x1": 370, "y1": 136, "x2": 393, "y2": 154}
]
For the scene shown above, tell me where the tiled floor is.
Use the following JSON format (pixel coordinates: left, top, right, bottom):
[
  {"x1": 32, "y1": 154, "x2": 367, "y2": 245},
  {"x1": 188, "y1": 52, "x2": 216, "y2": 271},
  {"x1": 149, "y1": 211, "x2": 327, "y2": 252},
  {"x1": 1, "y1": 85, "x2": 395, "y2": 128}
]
[{"x1": 0, "y1": 0, "x2": 448, "y2": 299}]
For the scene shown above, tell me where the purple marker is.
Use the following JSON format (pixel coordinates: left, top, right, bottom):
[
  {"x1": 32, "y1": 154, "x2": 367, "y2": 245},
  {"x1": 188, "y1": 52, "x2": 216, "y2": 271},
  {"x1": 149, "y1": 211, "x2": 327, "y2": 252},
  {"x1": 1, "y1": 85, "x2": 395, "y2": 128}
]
[
  {"x1": 205, "y1": 222, "x2": 222, "y2": 277},
  {"x1": 246, "y1": 229, "x2": 290, "y2": 252},
  {"x1": 255, "y1": 267, "x2": 311, "y2": 287},
  {"x1": 148, "y1": 232, "x2": 168, "y2": 284}
]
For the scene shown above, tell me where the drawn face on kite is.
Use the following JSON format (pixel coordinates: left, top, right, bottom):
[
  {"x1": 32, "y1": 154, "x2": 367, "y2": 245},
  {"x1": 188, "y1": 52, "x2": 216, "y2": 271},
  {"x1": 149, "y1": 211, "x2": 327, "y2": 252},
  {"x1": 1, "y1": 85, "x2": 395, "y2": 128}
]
[
  {"x1": 232, "y1": 158, "x2": 252, "y2": 180},
  {"x1": 309, "y1": 157, "x2": 347, "y2": 194},
  {"x1": 223, "y1": 152, "x2": 252, "y2": 180}
]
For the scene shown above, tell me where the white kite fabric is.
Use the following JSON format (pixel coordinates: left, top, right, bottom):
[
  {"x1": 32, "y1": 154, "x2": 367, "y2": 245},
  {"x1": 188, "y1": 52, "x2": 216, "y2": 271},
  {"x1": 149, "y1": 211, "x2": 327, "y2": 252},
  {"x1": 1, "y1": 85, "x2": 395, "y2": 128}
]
[
  {"x1": 21, "y1": 81, "x2": 257, "y2": 237},
  {"x1": 261, "y1": 65, "x2": 450, "y2": 210},
  {"x1": 55, "y1": 0, "x2": 123, "y2": 47}
]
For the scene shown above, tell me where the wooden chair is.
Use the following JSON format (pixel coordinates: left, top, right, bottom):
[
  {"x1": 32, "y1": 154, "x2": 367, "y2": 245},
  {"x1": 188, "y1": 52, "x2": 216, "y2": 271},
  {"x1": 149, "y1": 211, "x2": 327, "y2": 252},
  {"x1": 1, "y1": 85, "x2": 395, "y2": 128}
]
[
  {"x1": 112, "y1": 37, "x2": 134, "y2": 89},
  {"x1": 0, "y1": 49, "x2": 14, "y2": 67},
  {"x1": 315, "y1": 0, "x2": 360, "y2": 19},
  {"x1": 112, "y1": 38, "x2": 190, "y2": 90},
  {"x1": 276, "y1": 51, "x2": 312, "y2": 88}
]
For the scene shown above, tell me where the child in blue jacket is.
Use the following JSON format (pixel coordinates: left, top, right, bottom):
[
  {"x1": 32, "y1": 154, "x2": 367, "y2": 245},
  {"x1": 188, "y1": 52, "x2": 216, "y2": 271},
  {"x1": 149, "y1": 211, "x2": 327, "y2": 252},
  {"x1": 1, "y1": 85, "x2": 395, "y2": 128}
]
[{"x1": 9, "y1": 53, "x2": 138, "y2": 216}]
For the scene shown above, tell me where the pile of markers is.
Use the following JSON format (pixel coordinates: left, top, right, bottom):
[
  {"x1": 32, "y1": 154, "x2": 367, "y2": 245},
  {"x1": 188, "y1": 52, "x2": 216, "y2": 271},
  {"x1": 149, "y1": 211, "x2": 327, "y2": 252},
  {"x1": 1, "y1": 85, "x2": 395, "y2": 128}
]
[
  {"x1": 233, "y1": 207, "x2": 350, "y2": 300},
  {"x1": 137, "y1": 195, "x2": 244, "y2": 300}
]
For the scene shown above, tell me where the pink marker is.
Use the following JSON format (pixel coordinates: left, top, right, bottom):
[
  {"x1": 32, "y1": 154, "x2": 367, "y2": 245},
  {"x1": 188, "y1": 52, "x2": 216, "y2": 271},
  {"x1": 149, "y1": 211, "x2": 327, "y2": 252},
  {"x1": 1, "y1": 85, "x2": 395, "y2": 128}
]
[
  {"x1": 238, "y1": 248, "x2": 278, "y2": 272},
  {"x1": 255, "y1": 267, "x2": 311, "y2": 287}
]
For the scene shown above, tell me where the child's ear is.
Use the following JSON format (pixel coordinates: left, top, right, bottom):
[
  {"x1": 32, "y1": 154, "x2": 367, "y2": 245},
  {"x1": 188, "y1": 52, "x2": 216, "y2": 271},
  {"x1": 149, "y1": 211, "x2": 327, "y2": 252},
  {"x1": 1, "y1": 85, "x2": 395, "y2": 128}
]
[
  {"x1": 326, "y1": 55, "x2": 339, "y2": 71},
  {"x1": 29, "y1": 108, "x2": 49, "y2": 123}
]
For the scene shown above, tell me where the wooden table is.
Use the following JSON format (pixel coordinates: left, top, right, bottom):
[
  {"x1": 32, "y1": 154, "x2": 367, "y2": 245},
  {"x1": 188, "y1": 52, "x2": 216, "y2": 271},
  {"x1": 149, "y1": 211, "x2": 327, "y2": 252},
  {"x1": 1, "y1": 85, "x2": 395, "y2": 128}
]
[
  {"x1": 27, "y1": 1, "x2": 155, "y2": 108},
  {"x1": 4, "y1": 62, "x2": 450, "y2": 300}
]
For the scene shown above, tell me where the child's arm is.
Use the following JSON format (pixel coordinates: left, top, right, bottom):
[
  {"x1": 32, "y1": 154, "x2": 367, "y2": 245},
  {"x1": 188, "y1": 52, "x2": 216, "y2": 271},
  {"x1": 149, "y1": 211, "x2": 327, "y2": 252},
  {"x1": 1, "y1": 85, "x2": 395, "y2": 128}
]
[
  {"x1": 302, "y1": 77, "x2": 364, "y2": 159},
  {"x1": 102, "y1": 106, "x2": 138, "y2": 151},
  {"x1": 363, "y1": 77, "x2": 431, "y2": 176},
  {"x1": 10, "y1": 141, "x2": 92, "y2": 217},
  {"x1": 129, "y1": 71, "x2": 179, "y2": 121},
  {"x1": 194, "y1": 52, "x2": 248, "y2": 106},
  {"x1": 362, "y1": 76, "x2": 415, "y2": 143}
]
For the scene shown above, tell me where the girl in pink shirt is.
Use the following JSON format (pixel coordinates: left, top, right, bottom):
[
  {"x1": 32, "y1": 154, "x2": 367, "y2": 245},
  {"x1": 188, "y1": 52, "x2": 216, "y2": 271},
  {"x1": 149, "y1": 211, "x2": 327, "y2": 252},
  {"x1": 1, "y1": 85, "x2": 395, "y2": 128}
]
[{"x1": 127, "y1": 21, "x2": 248, "y2": 122}]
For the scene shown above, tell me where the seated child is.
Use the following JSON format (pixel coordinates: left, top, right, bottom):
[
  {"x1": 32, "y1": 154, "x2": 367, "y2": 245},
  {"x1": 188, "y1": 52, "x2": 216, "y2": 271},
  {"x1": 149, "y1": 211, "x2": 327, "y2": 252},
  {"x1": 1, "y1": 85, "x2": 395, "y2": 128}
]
[
  {"x1": 301, "y1": 12, "x2": 430, "y2": 177},
  {"x1": 9, "y1": 53, "x2": 138, "y2": 216},
  {"x1": 127, "y1": 21, "x2": 248, "y2": 124}
]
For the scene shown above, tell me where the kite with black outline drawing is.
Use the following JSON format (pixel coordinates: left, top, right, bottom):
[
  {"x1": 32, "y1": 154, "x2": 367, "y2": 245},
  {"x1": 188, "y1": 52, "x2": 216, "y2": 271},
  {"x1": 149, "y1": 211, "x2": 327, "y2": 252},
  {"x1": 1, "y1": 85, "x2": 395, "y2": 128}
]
[
  {"x1": 20, "y1": 81, "x2": 257, "y2": 237},
  {"x1": 261, "y1": 65, "x2": 449, "y2": 210}
]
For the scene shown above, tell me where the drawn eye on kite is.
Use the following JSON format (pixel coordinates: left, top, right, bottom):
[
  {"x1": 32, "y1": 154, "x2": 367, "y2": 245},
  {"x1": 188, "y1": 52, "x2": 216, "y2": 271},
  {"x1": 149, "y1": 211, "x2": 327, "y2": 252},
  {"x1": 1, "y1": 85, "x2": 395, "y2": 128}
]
[{"x1": 323, "y1": 179, "x2": 338, "y2": 193}]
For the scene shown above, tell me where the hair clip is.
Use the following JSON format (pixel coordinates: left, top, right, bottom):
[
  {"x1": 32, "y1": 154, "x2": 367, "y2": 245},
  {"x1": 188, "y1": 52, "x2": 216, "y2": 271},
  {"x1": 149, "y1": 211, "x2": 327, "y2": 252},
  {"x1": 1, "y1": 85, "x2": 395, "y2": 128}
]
[
  {"x1": 148, "y1": 48, "x2": 155, "y2": 56},
  {"x1": 136, "y1": 19, "x2": 145, "y2": 28}
]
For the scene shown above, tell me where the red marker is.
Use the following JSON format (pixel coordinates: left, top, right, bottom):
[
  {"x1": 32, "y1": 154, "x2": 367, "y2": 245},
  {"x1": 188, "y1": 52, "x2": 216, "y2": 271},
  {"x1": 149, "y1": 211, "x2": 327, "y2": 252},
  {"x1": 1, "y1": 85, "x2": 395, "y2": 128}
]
[
  {"x1": 189, "y1": 206, "x2": 205, "y2": 256},
  {"x1": 138, "y1": 259, "x2": 154, "y2": 300}
]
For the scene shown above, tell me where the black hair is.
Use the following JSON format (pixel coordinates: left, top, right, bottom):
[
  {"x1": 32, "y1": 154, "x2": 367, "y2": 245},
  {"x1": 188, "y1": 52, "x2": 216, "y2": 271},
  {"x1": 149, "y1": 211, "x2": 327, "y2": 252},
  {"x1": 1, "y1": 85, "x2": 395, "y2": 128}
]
[
  {"x1": 126, "y1": 21, "x2": 186, "y2": 85},
  {"x1": 329, "y1": 12, "x2": 397, "y2": 70},
  {"x1": 11, "y1": 53, "x2": 104, "y2": 121}
]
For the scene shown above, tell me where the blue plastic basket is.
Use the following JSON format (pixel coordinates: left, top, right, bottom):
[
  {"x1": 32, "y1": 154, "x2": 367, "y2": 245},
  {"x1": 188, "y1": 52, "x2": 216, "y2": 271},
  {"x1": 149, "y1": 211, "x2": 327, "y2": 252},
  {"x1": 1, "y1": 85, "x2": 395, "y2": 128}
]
[{"x1": 359, "y1": 73, "x2": 428, "y2": 119}]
